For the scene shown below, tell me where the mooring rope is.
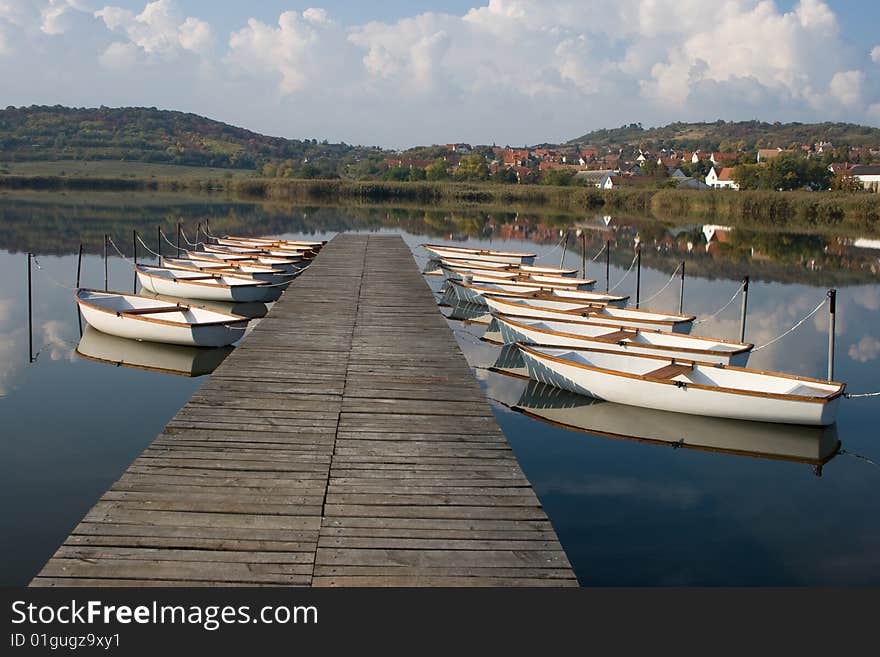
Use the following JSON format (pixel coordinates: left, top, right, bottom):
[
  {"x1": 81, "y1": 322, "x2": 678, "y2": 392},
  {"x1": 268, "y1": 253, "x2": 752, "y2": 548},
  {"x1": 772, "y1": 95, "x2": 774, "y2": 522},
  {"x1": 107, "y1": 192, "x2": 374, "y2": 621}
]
[
  {"x1": 30, "y1": 255, "x2": 78, "y2": 290},
  {"x1": 106, "y1": 236, "x2": 133, "y2": 264},
  {"x1": 693, "y1": 282, "x2": 745, "y2": 325},
  {"x1": 839, "y1": 449, "x2": 880, "y2": 467},
  {"x1": 533, "y1": 234, "x2": 568, "y2": 261},
  {"x1": 590, "y1": 241, "x2": 607, "y2": 262},
  {"x1": 752, "y1": 297, "x2": 827, "y2": 352},
  {"x1": 608, "y1": 251, "x2": 639, "y2": 292},
  {"x1": 135, "y1": 232, "x2": 163, "y2": 259},
  {"x1": 844, "y1": 391, "x2": 880, "y2": 399},
  {"x1": 179, "y1": 225, "x2": 204, "y2": 249},
  {"x1": 639, "y1": 263, "x2": 682, "y2": 306}
]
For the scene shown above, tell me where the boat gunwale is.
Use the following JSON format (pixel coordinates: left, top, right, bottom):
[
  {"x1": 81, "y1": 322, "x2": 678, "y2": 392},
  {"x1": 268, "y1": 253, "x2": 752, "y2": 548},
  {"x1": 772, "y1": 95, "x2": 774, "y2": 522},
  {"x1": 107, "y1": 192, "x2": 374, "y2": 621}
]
[
  {"x1": 516, "y1": 342, "x2": 846, "y2": 404},
  {"x1": 451, "y1": 279, "x2": 628, "y2": 304},
  {"x1": 423, "y1": 243, "x2": 538, "y2": 258},
  {"x1": 162, "y1": 257, "x2": 287, "y2": 275},
  {"x1": 485, "y1": 295, "x2": 696, "y2": 327},
  {"x1": 494, "y1": 313, "x2": 755, "y2": 355},
  {"x1": 437, "y1": 257, "x2": 577, "y2": 275},
  {"x1": 443, "y1": 265, "x2": 596, "y2": 287},
  {"x1": 135, "y1": 265, "x2": 272, "y2": 290},
  {"x1": 75, "y1": 288, "x2": 250, "y2": 329}
]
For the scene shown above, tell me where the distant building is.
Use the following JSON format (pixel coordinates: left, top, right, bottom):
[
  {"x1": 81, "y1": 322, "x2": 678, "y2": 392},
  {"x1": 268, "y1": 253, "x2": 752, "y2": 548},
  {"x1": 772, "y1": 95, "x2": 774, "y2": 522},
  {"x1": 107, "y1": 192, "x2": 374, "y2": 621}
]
[
  {"x1": 710, "y1": 152, "x2": 738, "y2": 165},
  {"x1": 850, "y1": 165, "x2": 880, "y2": 192},
  {"x1": 706, "y1": 167, "x2": 739, "y2": 190},
  {"x1": 574, "y1": 169, "x2": 616, "y2": 188},
  {"x1": 757, "y1": 148, "x2": 783, "y2": 162},
  {"x1": 446, "y1": 143, "x2": 472, "y2": 154}
]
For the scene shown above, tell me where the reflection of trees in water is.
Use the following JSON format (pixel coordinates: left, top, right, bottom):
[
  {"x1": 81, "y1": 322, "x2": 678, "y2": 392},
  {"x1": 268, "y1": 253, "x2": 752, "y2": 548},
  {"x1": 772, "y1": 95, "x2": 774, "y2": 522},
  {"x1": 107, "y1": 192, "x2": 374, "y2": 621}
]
[{"x1": 1, "y1": 194, "x2": 878, "y2": 285}]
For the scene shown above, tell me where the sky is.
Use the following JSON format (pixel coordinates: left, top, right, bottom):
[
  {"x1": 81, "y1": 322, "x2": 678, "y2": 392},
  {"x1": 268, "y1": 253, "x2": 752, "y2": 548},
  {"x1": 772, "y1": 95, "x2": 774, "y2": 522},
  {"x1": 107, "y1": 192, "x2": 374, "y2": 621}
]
[{"x1": 1, "y1": 0, "x2": 880, "y2": 148}]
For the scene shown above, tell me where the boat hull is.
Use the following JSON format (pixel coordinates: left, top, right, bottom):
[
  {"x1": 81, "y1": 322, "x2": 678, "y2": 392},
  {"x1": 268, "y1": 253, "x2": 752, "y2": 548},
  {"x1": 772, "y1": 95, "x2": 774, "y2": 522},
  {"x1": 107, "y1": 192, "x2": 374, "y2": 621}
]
[
  {"x1": 137, "y1": 271, "x2": 273, "y2": 303},
  {"x1": 78, "y1": 304, "x2": 246, "y2": 347},
  {"x1": 496, "y1": 318, "x2": 749, "y2": 366},
  {"x1": 519, "y1": 347, "x2": 839, "y2": 425}
]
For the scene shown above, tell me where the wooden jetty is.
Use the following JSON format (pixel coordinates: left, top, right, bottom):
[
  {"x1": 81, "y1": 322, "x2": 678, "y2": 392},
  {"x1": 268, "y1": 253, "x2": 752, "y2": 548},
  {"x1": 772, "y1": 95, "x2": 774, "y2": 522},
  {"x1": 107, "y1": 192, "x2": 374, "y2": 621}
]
[{"x1": 32, "y1": 234, "x2": 577, "y2": 587}]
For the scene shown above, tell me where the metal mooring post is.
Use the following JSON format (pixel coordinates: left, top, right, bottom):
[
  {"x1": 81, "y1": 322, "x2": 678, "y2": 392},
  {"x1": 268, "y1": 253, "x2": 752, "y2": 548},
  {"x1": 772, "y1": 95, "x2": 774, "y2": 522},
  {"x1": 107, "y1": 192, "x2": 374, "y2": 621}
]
[
  {"x1": 739, "y1": 276, "x2": 750, "y2": 343},
  {"x1": 605, "y1": 240, "x2": 611, "y2": 292},
  {"x1": 827, "y1": 289, "x2": 837, "y2": 381},
  {"x1": 27, "y1": 253, "x2": 34, "y2": 363},
  {"x1": 635, "y1": 245, "x2": 642, "y2": 308},
  {"x1": 75, "y1": 244, "x2": 83, "y2": 288},
  {"x1": 678, "y1": 260, "x2": 686, "y2": 314}
]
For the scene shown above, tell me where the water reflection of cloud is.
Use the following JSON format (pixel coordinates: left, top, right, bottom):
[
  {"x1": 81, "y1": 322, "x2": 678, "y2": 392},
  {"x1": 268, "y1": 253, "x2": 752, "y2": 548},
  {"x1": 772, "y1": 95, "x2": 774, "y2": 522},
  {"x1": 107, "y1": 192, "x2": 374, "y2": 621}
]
[
  {"x1": 851, "y1": 287, "x2": 880, "y2": 312},
  {"x1": 542, "y1": 477, "x2": 702, "y2": 510},
  {"x1": 41, "y1": 320, "x2": 76, "y2": 362},
  {"x1": 0, "y1": 297, "x2": 21, "y2": 396},
  {"x1": 693, "y1": 291, "x2": 830, "y2": 375},
  {"x1": 848, "y1": 335, "x2": 880, "y2": 363}
]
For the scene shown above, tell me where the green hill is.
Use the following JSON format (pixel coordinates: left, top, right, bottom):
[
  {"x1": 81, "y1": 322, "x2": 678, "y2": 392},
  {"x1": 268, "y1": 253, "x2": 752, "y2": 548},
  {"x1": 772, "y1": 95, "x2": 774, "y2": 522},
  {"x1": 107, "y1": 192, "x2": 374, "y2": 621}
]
[
  {"x1": 568, "y1": 120, "x2": 880, "y2": 151},
  {"x1": 0, "y1": 105, "x2": 382, "y2": 176}
]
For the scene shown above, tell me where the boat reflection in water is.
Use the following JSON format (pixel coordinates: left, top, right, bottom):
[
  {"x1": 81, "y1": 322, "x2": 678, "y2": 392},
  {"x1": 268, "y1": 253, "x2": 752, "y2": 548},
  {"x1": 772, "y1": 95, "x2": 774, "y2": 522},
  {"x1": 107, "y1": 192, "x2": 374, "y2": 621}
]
[
  {"x1": 76, "y1": 325, "x2": 234, "y2": 377},
  {"x1": 442, "y1": 301, "x2": 492, "y2": 325},
  {"x1": 511, "y1": 380, "x2": 840, "y2": 469}
]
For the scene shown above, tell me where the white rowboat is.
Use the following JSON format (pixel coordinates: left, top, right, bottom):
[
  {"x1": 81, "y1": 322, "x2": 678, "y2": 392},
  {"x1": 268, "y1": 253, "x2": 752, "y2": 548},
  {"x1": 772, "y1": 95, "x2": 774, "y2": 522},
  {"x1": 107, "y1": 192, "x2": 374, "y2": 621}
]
[
  {"x1": 437, "y1": 258, "x2": 577, "y2": 276},
  {"x1": 517, "y1": 343, "x2": 844, "y2": 425},
  {"x1": 219, "y1": 235, "x2": 325, "y2": 250},
  {"x1": 513, "y1": 381, "x2": 840, "y2": 465},
  {"x1": 202, "y1": 244, "x2": 311, "y2": 260},
  {"x1": 441, "y1": 265, "x2": 596, "y2": 290},
  {"x1": 492, "y1": 314, "x2": 753, "y2": 366},
  {"x1": 180, "y1": 250, "x2": 302, "y2": 274},
  {"x1": 75, "y1": 289, "x2": 248, "y2": 347},
  {"x1": 422, "y1": 244, "x2": 536, "y2": 265},
  {"x1": 485, "y1": 296, "x2": 695, "y2": 333},
  {"x1": 161, "y1": 257, "x2": 297, "y2": 285},
  {"x1": 448, "y1": 280, "x2": 626, "y2": 307},
  {"x1": 136, "y1": 265, "x2": 276, "y2": 303}
]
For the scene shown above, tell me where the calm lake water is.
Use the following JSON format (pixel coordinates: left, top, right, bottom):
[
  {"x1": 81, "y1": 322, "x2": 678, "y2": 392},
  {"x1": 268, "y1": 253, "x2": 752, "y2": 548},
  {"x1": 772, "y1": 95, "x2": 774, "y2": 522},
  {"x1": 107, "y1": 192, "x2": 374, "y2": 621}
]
[{"x1": 1, "y1": 191, "x2": 879, "y2": 586}]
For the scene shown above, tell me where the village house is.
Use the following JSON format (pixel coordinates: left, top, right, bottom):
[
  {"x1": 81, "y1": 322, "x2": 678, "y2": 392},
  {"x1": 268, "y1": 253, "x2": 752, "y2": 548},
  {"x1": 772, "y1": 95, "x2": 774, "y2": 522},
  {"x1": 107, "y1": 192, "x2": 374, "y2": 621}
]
[
  {"x1": 574, "y1": 169, "x2": 616, "y2": 188},
  {"x1": 705, "y1": 167, "x2": 739, "y2": 190},
  {"x1": 710, "y1": 152, "x2": 738, "y2": 165},
  {"x1": 446, "y1": 143, "x2": 472, "y2": 155},
  {"x1": 502, "y1": 148, "x2": 531, "y2": 166},
  {"x1": 850, "y1": 164, "x2": 880, "y2": 192},
  {"x1": 757, "y1": 148, "x2": 783, "y2": 162}
]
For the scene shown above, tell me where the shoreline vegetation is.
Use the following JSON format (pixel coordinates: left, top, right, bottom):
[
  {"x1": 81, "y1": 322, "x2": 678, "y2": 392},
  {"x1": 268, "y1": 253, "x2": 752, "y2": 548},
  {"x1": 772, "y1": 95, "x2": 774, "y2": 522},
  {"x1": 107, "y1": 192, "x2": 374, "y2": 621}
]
[{"x1": 2, "y1": 173, "x2": 879, "y2": 234}]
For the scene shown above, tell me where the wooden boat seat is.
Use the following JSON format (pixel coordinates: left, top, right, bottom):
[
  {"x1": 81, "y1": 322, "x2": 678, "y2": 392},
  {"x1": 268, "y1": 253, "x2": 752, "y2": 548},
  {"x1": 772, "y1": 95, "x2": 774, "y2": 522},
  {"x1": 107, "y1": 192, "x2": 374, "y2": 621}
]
[
  {"x1": 595, "y1": 329, "x2": 638, "y2": 342},
  {"x1": 173, "y1": 275, "x2": 219, "y2": 281},
  {"x1": 119, "y1": 306, "x2": 187, "y2": 315},
  {"x1": 644, "y1": 362, "x2": 693, "y2": 379}
]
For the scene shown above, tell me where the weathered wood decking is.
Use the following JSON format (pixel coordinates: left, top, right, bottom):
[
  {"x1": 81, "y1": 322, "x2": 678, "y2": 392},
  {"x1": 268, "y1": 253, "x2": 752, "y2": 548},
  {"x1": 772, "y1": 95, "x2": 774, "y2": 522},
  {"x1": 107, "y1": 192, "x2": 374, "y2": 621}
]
[{"x1": 32, "y1": 234, "x2": 577, "y2": 587}]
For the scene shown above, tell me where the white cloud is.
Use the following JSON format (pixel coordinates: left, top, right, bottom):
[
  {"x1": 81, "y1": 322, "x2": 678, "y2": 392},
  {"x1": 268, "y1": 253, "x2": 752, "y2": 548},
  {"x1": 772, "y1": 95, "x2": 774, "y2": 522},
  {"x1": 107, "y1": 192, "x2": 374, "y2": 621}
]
[
  {"x1": 871, "y1": 46, "x2": 880, "y2": 63},
  {"x1": 226, "y1": 10, "x2": 337, "y2": 95},
  {"x1": 41, "y1": 0, "x2": 91, "y2": 35},
  {"x1": 848, "y1": 336, "x2": 880, "y2": 363},
  {"x1": 95, "y1": 0, "x2": 213, "y2": 59},
  {"x1": 1, "y1": 0, "x2": 879, "y2": 146},
  {"x1": 829, "y1": 70, "x2": 865, "y2": 108}
]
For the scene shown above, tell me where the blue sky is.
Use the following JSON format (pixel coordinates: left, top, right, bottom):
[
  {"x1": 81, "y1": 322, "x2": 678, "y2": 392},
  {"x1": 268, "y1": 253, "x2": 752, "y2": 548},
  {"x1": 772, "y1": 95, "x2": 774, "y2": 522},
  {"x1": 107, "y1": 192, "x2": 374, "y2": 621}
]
[{"x1": 2, "y1": 1, "x2": 879, "y2": 147}]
